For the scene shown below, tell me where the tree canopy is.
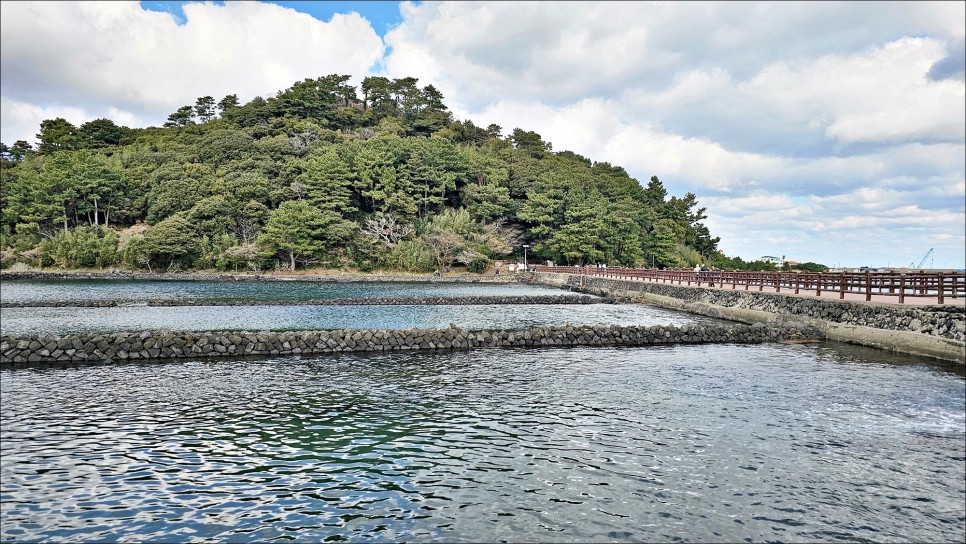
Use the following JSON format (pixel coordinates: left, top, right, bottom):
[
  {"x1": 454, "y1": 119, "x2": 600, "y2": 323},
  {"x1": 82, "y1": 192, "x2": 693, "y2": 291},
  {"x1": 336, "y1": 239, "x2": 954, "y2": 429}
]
[{"x1": 0, "y1": 72, "x2": 759, "y2": 273}]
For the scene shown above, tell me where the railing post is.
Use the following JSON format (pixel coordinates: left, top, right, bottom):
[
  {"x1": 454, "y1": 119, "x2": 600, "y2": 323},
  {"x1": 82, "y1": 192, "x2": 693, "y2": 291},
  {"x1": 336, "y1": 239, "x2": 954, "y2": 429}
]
[
  {"x1": 865, "y1": 272, "x2": 872, "y2": 302},
  {"x1": 816, "y1": 274, "x2": 822, "y2": 297},
  {"x1": 938, "y1": 273, "x2": 945, "y2": 305},
  {"x1": 840, "y1": 273, "x2": 846, "y2": 299},
  {"x1": 775, "y1": 272, "x2": 781, "y2": 292},
  {"x1": 898, "y1": 274, "x2": 905, "y2": 304},
  {"x1": 953, "y1": 274, "x2": 959, "y2": 300},
  {"x1": 794, "y1": 273, "x2": 800, "y2": 294}
]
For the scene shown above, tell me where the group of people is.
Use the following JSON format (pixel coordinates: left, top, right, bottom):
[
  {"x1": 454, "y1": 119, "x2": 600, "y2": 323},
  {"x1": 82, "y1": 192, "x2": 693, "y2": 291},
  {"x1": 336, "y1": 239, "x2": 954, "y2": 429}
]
[{"x1": 693, "y1": 264, "x2": 716, "y2": 287}]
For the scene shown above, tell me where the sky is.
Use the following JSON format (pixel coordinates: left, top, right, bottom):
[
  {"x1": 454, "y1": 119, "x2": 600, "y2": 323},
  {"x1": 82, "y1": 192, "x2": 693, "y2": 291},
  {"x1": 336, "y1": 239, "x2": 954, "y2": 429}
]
[{"x1": 1, "y1": 1, "x2": 964, "y2": 269}]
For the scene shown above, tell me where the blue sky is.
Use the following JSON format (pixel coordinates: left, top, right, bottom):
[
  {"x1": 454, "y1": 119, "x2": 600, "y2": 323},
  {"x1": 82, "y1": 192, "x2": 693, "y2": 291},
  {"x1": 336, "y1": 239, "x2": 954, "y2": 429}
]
[
  {"x1": 141, "y1": 1, "x2": 405, "y2": 35},
  {"x1": 1, "y1": 1, "x2": 964, "y2": 269}
]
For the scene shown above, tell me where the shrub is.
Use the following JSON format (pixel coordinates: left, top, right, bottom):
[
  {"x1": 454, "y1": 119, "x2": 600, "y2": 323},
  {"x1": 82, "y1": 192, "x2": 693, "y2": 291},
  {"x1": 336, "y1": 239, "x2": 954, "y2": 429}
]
[
  {"x1": 385, "y1": 239, "x2": 435, "y2": 273},
  {"x1": 38, "y1": 226, "x2": 118, "y2": 269},
  {"x1": 467, "y1": 257, "x2": 488, "y2": 274}
]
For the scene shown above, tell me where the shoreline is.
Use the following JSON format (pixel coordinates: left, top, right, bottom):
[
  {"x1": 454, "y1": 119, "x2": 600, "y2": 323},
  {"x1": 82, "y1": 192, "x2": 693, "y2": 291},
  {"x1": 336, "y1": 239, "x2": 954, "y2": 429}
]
[
  {"x1": 534, "y1": 272, "x2": 965, "y2": 364},
  {"x1": 0, "y1": 269, "x2": 528, "y2": 284}
]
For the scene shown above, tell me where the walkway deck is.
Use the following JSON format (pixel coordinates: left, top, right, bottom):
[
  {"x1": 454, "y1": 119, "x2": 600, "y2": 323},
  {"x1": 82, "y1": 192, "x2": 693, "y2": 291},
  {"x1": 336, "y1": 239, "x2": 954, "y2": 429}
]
[{"x1": 534, "y1": 266, "x2": 965, "y2": 306}]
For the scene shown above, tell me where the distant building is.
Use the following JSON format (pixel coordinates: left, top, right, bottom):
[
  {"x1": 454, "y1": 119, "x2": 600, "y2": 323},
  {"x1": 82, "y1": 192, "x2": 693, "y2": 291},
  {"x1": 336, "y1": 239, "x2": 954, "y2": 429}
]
[{"x1": 759, "y1": 255, "x2": 785, "y2": 266}]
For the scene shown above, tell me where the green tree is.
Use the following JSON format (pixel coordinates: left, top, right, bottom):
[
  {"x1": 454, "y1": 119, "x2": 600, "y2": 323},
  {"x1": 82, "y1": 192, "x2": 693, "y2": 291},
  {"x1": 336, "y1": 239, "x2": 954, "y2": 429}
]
[
  {"x1": 298, "y1": 148, "x2": 358, "y2": 216},
  {"x1": 39, "y1": 225, "x2": 118, "y2": 269},
  {"x1": 463, "y1": 182, "x2": 513, "y2": 222},
  {"x1": 77, "y1": 118, "x2": 126, "y2": 149},
  {"x1": 217, "y1": 94, "x2": 240, "y2": 114},
  {"x1": 420, "y1": 208, "x2": 514, "y2": 273},
  {"x1": 400, "y1": 137, "x2": 468, "y2": 218},
  {"x1": 539, "y1": 187, "x2": 608, "y2": 265},
  {"x1": 142, "y1": 214, "x2": 199, "y2": 271},
  {"x1": 6, "y1": 140, "x2": 32, "y2": 161},
  {"x1": 186, "y1": 195, "x2": 236, "y2": 238},
  {"x1": 669, "y1": 191, "x2": 719, "y2": 256},
  {"x1": 361, "y1": 76, "x2": 393, "y2": 113},
  {"x1": 198, "y1": 129, "x2": 253, "y2": 167},
  {"x1": 7, "y1": 150, "x2": 126, "y2": 232},
  {"x1": 194, "y1": 96, "x2": 216, "y2": 123},
  {"x1": 272, "y1": 75, "x2": 354, "y2": 126},
  {"x1": 348, "y1": 136, "x2": 412, "y2": 216},
  {"x1": 147, "y1": 162, "x2": 214, "y2": 224},
  {"x1": 36, "y1": 118, "x2": 78, "y2": 154},
  {"x1": 164, "y1": 105, "x2": 195, "y2": 127},
  {"x1": 647, "y1": 219, "x2": 682, "y2": 268},
  {"x1": 258, "y1": 200, "x2": 350, "y2": 271},
  {"x1": 510, "y1": 128, "x2": 551, "y2": 158}
]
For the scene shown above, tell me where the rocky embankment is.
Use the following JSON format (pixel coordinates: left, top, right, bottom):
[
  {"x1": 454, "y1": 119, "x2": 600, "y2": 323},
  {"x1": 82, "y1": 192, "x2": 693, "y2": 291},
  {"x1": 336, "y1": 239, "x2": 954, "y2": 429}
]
[
  {"x1": 1, "y1": 323, "x2": 808, "y2": 366},
  {"x1": 537, "y1": 273, "x2": 966, "y2": 363}
]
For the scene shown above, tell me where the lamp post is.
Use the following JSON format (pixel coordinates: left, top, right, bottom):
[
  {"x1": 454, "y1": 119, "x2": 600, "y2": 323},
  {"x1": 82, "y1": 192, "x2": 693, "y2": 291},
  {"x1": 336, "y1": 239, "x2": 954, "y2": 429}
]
[{"x1": 522, "y1": 244, "x2": 530, "y2": 271}]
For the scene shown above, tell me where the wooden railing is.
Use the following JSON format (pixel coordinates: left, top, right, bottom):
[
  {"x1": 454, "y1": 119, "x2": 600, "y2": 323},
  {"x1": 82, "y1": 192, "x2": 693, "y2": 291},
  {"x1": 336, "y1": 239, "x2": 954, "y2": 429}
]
[{"x1": 533, "y1": 266, "x2": 965, "y2": 305}]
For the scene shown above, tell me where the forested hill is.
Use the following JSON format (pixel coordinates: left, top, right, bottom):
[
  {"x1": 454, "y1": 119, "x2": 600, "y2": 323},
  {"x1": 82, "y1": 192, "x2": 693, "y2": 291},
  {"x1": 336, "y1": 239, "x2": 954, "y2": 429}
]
[{"x1": 0, "y1": 74, "x2": 723, "y2": 273}]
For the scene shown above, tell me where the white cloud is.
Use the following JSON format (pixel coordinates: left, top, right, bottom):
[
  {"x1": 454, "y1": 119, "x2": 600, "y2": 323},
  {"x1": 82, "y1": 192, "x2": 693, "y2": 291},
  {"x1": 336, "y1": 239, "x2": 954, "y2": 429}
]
[
  {"x1": 0, "y1": 97, "x2": 89, "y2": 146},
  {"x1": 0, "y1": 1, "x2": 385, "y2": 141},
  {"x1": 1, "y1": 0, "x2": 963, "y2": 268}
]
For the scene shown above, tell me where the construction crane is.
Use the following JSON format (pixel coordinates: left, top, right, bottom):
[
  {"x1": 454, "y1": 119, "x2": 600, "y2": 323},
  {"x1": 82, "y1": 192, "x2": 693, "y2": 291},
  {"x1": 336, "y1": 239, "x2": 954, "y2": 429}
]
[{"x1": 909, "y1": 248, "x2": 934, "y2": 269}]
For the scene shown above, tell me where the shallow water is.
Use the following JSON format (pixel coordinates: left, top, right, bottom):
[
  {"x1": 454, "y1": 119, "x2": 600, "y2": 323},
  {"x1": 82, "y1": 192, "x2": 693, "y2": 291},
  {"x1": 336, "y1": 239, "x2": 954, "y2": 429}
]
[
  {"x1": 2, "y1": 342, "x2": 963, "y2": 543},
  {"x1": 0, "y1": 302, "x2": 718, "y2": 336},
  {"x1": 0, "y1": 279, "x2": 724, "y2": 336},
  {"x1": 0, "y1": 279, "x2": 574, "y2": 305}
]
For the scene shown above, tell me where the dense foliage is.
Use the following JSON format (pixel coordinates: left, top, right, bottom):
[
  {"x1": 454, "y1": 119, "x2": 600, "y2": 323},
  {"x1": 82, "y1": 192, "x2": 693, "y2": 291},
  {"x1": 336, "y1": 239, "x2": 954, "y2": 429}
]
[{"x1": 1, "y1": 74, "x2": 741, "y2": 273}]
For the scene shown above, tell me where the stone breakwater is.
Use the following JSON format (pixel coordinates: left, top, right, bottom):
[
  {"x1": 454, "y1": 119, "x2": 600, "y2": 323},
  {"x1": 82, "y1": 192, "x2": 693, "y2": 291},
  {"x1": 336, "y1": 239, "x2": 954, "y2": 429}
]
[
  {"x1": 0, "y1": 295, "x2": 604, "y2": 308},
  {"x1": 1, "y1": 323, "x2": 802, "y2": 366},
  {"x1": 537, "y1": 273, "x2": 966, "y2": 363}
]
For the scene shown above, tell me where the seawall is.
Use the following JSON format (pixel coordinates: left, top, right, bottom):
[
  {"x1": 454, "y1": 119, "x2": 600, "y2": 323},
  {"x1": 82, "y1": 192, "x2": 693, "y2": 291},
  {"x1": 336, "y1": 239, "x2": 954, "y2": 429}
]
[
  {"x1": 535, "y1": 273, "x2": 965, "y2": 364},
  {"x1": 1, "y1": 323, "x2": 804, "y2": 367}
]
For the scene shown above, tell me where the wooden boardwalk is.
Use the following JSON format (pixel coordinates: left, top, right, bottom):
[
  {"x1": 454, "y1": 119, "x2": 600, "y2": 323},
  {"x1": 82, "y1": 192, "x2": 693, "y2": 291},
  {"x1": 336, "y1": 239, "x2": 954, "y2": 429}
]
[{"x1": 534, "y1": 266, "x2": 966, "y2": 306}]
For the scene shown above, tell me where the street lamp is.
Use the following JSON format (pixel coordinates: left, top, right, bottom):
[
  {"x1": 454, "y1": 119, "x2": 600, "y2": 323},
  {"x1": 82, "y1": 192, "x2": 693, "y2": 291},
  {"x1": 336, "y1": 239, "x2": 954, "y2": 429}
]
[{"x1": 522, "y1": 244, "x2": 530, "y2": 271}]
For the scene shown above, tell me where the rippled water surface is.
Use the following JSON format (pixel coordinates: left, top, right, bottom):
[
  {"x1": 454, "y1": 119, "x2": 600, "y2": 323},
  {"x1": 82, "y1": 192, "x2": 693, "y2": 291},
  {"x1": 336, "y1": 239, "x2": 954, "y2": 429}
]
[
  {"x1": 0, "y1": 279, "x2": 722, "y2": 336},
  {"x1": 2, "y1": 343, "x2": 964, "y2": 543},
  {"x1": 0, "y1": 279, "x2": 573, "y2": 304},
  {"x1": 0, "y1": 302, "x2": 715, "y2": 336}
]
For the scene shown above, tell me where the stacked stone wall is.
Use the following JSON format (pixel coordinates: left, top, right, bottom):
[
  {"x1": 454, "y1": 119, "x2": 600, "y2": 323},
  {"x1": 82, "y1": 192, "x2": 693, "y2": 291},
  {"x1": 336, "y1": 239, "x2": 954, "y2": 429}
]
[
  {"x1": 536, "y1": 273, "x2": 965, "y2": 363},
  {"x1": 1, "y1": 323, "x2": 798, "y2": 367}
]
